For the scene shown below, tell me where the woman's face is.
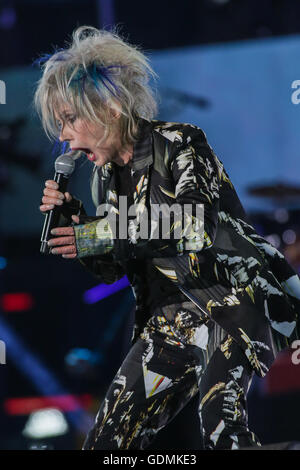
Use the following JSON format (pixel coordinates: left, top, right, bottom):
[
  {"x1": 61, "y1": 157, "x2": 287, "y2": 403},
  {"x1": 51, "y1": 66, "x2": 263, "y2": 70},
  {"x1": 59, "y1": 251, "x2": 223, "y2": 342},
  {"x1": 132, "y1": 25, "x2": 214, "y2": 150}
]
[{"x1": 55, "y1": 104, "x2": 123, "y2": 167}]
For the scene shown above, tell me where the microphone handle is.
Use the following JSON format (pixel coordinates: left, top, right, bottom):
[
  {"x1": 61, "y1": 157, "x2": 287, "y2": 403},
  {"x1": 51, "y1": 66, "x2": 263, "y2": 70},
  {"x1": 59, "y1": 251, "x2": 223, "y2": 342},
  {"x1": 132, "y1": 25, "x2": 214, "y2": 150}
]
[{"x1": 40, "y1": 172, "x2": 69, "y2": 254}]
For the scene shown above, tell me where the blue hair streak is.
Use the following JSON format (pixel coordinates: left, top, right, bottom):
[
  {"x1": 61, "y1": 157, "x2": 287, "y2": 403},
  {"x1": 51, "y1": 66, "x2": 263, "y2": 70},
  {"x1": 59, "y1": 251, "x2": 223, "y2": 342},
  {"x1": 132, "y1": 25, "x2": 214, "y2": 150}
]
[
  {"x1": 32, "y1": 49, "x2": 72, "y2": 68},
  {"x1": 33, "y1": 47, "x2": 125, "y2": 100},
  {"x1": 70, "y1": 64, "x2": 125, "y2": 100}
]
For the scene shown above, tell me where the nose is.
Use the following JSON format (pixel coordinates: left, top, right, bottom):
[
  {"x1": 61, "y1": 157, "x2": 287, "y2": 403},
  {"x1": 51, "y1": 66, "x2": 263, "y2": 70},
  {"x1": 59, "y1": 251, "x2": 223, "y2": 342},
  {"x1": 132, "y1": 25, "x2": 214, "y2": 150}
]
[{"x1": 58, "y1": 123, "x2": 72, "y2": 143}]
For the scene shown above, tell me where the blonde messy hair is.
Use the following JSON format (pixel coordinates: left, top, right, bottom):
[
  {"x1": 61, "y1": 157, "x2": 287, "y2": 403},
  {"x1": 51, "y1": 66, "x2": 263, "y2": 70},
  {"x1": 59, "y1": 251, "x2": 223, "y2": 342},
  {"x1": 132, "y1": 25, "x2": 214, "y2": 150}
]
[{"x1": 33, "y1": 25, "x2": 158, "y2": 146}]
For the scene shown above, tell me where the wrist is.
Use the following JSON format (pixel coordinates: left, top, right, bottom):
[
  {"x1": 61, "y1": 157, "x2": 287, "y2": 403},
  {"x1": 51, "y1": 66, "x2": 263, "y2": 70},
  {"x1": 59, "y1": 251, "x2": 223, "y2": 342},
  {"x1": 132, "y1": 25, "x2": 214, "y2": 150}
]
[
  {"x1": 74, "y1": 218, "x2": 114, "y2": 258},
  {"x1": 61, "y1": 197, "x2": 85, "y2": 219}
]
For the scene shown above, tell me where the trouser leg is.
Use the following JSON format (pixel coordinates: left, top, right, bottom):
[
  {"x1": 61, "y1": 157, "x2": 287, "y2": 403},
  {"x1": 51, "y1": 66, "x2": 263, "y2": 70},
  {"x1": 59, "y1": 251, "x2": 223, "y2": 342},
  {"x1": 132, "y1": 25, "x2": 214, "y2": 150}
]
[
  {"x1": 82, "y1": 323, "x2": 199, "y2": 450},
  {"x1": 83, "y1": 300, "x2": 262, "y2": 450},
  {"x1": 196, "y1": 330, "x2": 261, "y2": 450}
]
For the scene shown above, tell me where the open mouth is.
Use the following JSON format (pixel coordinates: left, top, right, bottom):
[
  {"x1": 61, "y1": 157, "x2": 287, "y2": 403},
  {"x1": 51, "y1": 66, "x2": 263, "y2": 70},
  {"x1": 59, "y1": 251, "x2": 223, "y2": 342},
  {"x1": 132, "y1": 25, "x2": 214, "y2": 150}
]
[{"x1": 72, "y1": 147, "x2": 96, "y2": 161}]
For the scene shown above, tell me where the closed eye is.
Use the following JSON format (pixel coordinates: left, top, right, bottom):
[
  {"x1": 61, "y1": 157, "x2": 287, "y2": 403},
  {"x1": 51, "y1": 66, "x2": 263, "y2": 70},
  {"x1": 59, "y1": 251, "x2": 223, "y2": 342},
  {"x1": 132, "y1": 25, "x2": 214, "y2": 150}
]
[{"x1": 67, "y1": 116, "x2": 77, "y2": 124}]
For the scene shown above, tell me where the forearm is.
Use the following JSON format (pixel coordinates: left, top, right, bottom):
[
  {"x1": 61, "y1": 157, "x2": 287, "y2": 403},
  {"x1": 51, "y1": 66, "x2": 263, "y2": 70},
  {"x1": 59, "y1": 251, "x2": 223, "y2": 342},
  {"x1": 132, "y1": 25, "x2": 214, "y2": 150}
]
[
  {"x1": 73, "y1": 194, "x2": 217, "y2": 261},
  {"x1": 74, "y1": 218, "x2": 114, "y2": 258}
]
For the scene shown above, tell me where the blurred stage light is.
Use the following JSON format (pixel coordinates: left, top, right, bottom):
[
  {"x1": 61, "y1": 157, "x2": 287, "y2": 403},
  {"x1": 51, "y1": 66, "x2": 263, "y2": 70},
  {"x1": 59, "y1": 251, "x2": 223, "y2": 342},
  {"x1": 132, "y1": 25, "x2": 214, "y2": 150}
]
[
  {"x1": 4, "y1": 394, "x2": 92, "y2": 415},
  {"x1": 265, "y1": 234, "x2": 281, "y2": 249},
  {"x1": 265, "y1": 349, "x2": 300, "y2": 395},
  {"x1": 0, "y1": 315, "x2": 93, "y2": 432},
  {"x1": 83, "y1": 276, "x2": 130, "y2": 304},
  {"x1": 65, "y1": 348, "x2": 101, "y2": 367},
  {"x1": 0, "y1": 256, "x2": 7, "y2": 269},
  {"x1": 0, "y1": 7, "x2": 16, "y2": 30},
  {"x1": 22, "y1": 408, "x2": 69, "y2": 439},
  {"x1": 282, "y1": 229, "x2": 297, "y2": 245},
  {"x1": 274, "y1": 208, "x2": 289, "y2": 224},
  {"x1": 0, "y1": 292, "x2": 34, "y2": 312},
  {"x1": 64, "y1": 348, "x2": 103, "y2": 377},
  {"x1": 209, "y1": 0, "x2": 231, "y2": 4}
]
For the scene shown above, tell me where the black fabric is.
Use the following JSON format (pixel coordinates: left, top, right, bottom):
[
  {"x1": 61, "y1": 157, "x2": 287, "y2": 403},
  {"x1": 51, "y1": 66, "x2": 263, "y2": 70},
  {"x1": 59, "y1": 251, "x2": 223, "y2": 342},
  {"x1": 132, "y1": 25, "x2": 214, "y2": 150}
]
[
  {"x1": 114, "y1": 163, "x2": 185, "y2": 314},
  {"x1": 114, "y1": 163, "x2": 134, "y2": 205},
  {"x1": 81, "y1": 119, "x2": 300, "y2": 378},
  {"x1": 82, "y1": 302, "x2": 260, "y2": 450}
]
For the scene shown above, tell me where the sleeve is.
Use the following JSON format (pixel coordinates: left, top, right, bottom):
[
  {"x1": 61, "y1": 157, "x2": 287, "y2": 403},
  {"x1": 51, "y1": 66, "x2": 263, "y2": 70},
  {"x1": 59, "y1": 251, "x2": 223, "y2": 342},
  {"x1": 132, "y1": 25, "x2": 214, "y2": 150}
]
[
  {"x1": 77, "y1": 254, "x2": 125, "y2": 284},
  {"x1": 74, "y1": 214, "x2": 125, "y2": 284},
  {"x1": 73, "y1": 127, "x2": 221, "y2": 262}
]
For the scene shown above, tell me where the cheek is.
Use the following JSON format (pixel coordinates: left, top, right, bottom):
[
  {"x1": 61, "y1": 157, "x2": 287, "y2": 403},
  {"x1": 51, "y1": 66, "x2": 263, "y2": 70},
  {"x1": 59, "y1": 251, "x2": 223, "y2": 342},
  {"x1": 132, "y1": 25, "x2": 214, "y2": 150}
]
[
  {"x1": 84, "y1": 127, "x2": 101, "y2": 145},
  {"x1": 76, "y1": 120, "x2": 92, "y2": 137}
]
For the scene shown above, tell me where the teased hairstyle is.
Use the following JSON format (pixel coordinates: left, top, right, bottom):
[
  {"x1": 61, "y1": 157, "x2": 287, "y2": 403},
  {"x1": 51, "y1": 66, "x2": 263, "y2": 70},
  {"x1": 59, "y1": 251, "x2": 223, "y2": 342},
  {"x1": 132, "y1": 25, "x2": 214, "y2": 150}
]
[{"x1": 33, "y1": 26, "x2": 158, "y2": 146}]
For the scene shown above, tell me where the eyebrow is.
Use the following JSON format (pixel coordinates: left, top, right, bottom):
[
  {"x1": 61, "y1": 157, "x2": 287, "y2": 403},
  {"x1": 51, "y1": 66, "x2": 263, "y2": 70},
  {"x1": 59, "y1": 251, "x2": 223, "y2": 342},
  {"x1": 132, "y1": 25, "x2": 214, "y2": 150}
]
[
  {"x1": 62, "y1": 111, "x2": 74, "y2": 118},
  {"x1": 56, "y1": 110, "x2": 74, "y2": 120}
]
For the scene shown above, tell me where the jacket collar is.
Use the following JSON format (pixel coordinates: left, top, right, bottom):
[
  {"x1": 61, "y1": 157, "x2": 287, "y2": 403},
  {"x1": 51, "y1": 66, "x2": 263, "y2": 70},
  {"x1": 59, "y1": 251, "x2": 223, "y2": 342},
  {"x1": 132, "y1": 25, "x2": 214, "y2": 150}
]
[
  {"x1": 130, "y1": 118, "x2": 153, "y2": 171},
  {"x1": 92, "y1": 118, "x2": 154, "y2": 208}
]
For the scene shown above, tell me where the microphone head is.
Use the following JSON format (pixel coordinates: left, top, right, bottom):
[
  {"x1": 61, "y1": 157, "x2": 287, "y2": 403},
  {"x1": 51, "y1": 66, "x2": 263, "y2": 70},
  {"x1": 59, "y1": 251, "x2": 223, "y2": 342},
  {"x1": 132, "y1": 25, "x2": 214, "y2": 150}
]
[{"x1": 54, "y1": 150, "x2": 82, "y2": 176}]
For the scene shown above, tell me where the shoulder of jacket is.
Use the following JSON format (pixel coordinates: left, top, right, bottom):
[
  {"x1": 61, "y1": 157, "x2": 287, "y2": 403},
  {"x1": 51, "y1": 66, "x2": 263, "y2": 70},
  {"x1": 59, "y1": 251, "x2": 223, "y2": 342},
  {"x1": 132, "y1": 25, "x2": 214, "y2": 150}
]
[
  {"x1": 151, "y1": 120, "x2": 207, "y2": 146},
  {"x1": 151, "y1": 120, "x2": 225, "y2": 182}
]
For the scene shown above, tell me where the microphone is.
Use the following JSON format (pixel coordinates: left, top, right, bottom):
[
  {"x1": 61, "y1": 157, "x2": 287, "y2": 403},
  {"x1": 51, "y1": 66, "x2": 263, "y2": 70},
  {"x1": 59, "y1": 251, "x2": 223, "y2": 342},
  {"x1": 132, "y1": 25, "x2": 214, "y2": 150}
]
[{"x1": 40, "y1": 150, "x2": 81, "y2": 254}]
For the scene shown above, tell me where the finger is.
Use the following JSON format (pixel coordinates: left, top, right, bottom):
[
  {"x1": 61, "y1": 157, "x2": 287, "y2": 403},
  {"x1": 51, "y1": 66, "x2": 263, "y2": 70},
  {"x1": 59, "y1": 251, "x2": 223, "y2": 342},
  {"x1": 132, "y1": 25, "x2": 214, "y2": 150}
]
[
  {"x1": 48, "y1": 236, "x2": 75, "y2": 247},
  {"x1": 40, "y1": 204, "x2": 54, "y2": 212},
  {"x1": 43, "y1": 188, "x2": 65, "y2": 200},
  {"x1": 45, "y1": 180, "x2": 59, "y2": 190},
  {"x1": 64, "y1": 192, "x2": 73, "y2": 203},
  {"x1": 50, "y1": 245, "x2": 77, "y2": 255},
  {"x1": 50, "y1": 227, "x2": 75, "y2": 236},
  {"x1": 42, "y1": 196, "x2": 63, "y2": 206},
  {"x1": 62, "y1": 253, "x2": 77, "y2": 259},
  {"x1": 71, "y1": 215, "x2": 80, "y2": 224}
]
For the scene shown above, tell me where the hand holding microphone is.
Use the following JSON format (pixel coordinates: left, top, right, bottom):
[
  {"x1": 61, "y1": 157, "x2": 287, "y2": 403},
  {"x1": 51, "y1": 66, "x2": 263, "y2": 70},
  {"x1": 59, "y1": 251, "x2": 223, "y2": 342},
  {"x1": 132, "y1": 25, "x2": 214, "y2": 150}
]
[
  {"x1": 40, "y1": 180, "x2": 73, "y2": 213},
  {"x1": 40, "y1": 150, "x2": 82, "y2": 257}
]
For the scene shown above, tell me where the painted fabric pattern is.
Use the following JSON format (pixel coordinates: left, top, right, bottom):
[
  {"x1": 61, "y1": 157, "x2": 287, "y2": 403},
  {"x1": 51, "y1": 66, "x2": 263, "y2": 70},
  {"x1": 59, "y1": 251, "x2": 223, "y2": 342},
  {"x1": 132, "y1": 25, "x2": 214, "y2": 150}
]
[
  {"x1": 82, "y1": 302, "x2": 261, "y2": 450},
  {"x1": 74, "y1": 118, "x2": 300, "y2": 379}
]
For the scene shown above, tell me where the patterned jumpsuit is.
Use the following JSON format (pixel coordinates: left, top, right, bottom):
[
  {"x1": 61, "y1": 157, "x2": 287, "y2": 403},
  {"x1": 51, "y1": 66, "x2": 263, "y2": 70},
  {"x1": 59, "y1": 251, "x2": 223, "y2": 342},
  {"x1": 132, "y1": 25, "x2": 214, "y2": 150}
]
[{"x1": 76, "y1": 120, "x2": 299, "y2": 450}]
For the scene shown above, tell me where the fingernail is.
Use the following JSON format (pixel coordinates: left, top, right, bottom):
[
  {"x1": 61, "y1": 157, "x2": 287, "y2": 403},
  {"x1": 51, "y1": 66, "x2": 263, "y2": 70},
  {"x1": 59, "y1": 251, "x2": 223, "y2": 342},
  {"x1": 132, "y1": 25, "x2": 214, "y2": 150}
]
[
  {"x1": 47, "y1": 204, "x2": 54, "y2": 210},
  {"x1": 56, "y1": 200, "x2": 63, "y2": 205},
  {"x1": 51, "y1": 248, "x2": 58, "y2": 254},
  {"x1": 47, "y1": 240, "x2": 53, "y2": 246},
  {"x1": 51, "y1": 229, "x2": 57, "y2": 235},
  {"x1": 58, "y1": 194, "x2": 64, "y2": 199}
]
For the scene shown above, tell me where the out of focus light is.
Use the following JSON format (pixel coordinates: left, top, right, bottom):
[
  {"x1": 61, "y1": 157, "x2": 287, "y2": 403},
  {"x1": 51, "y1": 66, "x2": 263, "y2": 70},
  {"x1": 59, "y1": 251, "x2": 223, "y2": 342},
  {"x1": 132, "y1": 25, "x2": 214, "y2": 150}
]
[
  {"x1": 265, "y1": 349, "x2": 300, "y2": 395},
  {"x1": 282, "y1": 229, "x2": 297, "y2": 245},
  {"x1": 209, "y1": 0, "x2": 231, "y2": 4},
  {"x1": 22, "y1": 408, "x2": 69, "y2": 439},
  {"x1": 83, "y1": 276, "x2": 130, "y2": 304},
  {"x1": 65, "y1": 348, "x2": 101, "y2": 366},
  {"x1": 265, "y1": 234, "x2": 281, "y2": 249},
  {"x1": 0, "y1": 7, "x2": 16, "y2": 30},
  {"x1": 0, "y1": 257, "x2": 7, "y2": 269},
  {"x1": 4, "y1": 394, "x2": 93, "y2": 415},
  {"x1": 0, "y1": 292, "x2": 34, "y2": 312},
  {"x1": 274, "y1": 208, "x2": 289, "y2": 224},
  {"x1": 0, "y1": 315, "x2": 93, "y2": 433}
]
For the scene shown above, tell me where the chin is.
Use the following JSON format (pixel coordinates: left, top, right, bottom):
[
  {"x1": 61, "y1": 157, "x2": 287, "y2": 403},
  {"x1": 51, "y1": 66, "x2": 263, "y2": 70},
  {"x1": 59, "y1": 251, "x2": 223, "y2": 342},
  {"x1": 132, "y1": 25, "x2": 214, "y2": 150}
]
[{"x1": 94, "y1": 155, "x2": 109, "y2": 167}]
